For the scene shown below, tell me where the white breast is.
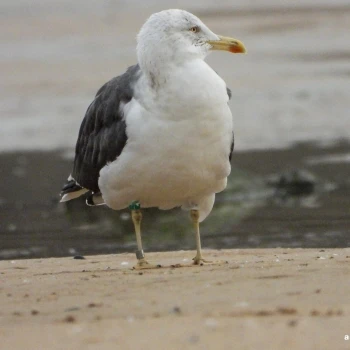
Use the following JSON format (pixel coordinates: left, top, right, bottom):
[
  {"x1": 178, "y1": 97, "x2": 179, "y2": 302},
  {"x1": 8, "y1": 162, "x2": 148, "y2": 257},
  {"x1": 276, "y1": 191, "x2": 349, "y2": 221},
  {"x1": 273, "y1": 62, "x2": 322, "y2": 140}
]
[{"x1": 99, "y1": 60, "x2": 233, "y2": 214}]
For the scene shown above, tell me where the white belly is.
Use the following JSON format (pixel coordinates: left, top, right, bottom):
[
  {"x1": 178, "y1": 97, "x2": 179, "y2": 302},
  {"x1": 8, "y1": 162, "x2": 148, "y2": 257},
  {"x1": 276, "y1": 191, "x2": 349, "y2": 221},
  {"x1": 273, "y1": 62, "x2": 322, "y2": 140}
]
[{"x1": 99, "y1": 60, "x2": 233, "y2": 213}]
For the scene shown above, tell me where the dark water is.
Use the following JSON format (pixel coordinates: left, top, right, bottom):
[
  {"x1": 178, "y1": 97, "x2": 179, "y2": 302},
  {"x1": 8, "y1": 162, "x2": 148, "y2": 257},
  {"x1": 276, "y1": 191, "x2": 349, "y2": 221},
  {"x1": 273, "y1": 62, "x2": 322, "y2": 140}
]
[{"x1": 1, "y1": 141, "x2": 350, "y2": 260}]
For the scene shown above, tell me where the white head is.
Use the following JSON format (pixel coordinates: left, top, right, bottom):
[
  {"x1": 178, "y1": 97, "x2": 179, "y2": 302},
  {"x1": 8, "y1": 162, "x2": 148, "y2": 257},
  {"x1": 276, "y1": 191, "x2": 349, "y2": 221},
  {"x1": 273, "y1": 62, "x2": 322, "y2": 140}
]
[{"x1": 136, "y1": 9, "x2": 246, "y2": 78}]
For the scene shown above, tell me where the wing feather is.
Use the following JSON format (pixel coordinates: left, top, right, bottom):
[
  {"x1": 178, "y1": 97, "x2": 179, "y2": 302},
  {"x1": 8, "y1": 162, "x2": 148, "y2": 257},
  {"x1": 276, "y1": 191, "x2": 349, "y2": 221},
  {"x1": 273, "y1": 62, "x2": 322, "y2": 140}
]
[{"x1": 70, "y1": 64, "x2": 140, "y2": 192}]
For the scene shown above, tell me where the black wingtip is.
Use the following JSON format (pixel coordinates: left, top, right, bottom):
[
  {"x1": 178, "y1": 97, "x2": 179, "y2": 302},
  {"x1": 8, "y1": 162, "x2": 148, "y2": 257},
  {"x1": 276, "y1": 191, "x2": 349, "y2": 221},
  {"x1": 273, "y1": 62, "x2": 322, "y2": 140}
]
[
  {"x1": 86, "y1": 192, "x2": 105, "y2": 206},
  {"x1": 61, "y1": 179, "x2": 83, "y2": 196},
  {"x1": 86, "y1": 194, "x2": 95, "y2": 206}
]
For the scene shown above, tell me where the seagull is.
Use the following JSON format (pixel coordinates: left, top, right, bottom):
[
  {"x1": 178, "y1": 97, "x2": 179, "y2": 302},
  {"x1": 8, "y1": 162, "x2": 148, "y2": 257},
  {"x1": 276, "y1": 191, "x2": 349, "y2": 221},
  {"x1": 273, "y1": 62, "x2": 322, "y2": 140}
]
[{"x1": 60, "y1": 9, "x2": 246, "y2": 269}]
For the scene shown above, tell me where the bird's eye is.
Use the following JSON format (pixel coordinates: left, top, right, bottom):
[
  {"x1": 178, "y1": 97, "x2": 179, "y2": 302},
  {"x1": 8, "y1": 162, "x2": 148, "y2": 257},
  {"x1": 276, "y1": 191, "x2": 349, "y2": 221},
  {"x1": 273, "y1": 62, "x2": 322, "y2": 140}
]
[{"x1": 189, "y1": 26, "x2": 199, "y2": 33}]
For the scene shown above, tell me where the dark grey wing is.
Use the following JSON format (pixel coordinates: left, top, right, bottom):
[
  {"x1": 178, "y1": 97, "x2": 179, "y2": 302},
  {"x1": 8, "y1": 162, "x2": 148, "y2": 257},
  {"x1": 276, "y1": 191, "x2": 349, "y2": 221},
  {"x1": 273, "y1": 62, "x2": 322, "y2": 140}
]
[
  {"x1": 226, "y1": 87, "x2": 232, "y2": 100},
  {"x1": 229, "y1": 133, "x2": 234, "y2": 161},
  {"x1": 226, "y1": 86, "x2": 234, "y2": 161},
  {"x1": 71, "y1": 64, "x2": 140, "y2": 192},
  {"x1": 214, "y1": 70, "x2": 234, "y2": 161}
]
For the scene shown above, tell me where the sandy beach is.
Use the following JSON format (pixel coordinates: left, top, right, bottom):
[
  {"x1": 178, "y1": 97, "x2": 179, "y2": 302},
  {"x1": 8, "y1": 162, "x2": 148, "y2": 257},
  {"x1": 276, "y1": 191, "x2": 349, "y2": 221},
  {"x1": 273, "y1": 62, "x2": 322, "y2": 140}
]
[{"x1": 1, "y1": 249, "x2": 350, "y2": 349}]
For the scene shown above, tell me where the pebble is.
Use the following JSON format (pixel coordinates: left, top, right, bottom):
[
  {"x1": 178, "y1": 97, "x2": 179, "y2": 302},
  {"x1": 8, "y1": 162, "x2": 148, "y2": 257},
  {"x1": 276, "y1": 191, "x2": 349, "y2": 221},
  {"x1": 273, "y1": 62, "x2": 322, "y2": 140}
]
[
  {"x1": 172, "y1": 306, "x2": 181, "y2": 315},
  {"x1": 205, "y1": 318, "x2": 218, "y2": 328}
]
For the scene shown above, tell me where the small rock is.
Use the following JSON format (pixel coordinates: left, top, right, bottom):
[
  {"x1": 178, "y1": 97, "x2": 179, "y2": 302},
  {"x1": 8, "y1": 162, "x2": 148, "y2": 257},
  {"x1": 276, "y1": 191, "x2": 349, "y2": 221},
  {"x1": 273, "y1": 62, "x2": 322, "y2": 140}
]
[
  {"x1": 74, "y1": 256, "x2": 85, "y2": 260},
  {"x1": 127, "y1": 316, "x2": 134, "y2": 323},
  {"x1": 256, "y1": 310, "x2": 274, "y2": 316},
  {"x1": 188, "y1": 335, "x2": 200, "y2": 344},
  {"x1": 205, "y1": 318, "x2": 218, "y2": 328},
  {"x1": 267, "y1": 169, "x2": 316, "y2": 196},
  {"x1": 287, "y1": 319, "x2": 298, "y2": 327},
  {"x1": 277, "y1": 307, "x2": 297, "y2": 315},
  {"x1": 172, "y1": 306, "x2": 182, "y2": 314},
  {"x1": 64, "y1": 315, "x2": 76, "y2": 323},
  {"x1": 87, "y1": 302, "x2": 102, "y2": 308},
  {"x1": 65, "y1": 307, "x2": 81, "y2": 312},
  {"x1": 171, "y1": 264, "x2": 182, "y2": 268}
]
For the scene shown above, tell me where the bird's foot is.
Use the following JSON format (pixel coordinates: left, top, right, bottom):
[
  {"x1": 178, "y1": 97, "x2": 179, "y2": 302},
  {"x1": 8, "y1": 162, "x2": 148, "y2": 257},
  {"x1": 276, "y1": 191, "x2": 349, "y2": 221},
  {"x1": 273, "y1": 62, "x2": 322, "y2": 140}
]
[
  {"x1": 192, "y1": 255, "x2": 228, "y2": 266},
  {"x1": 133, "y1": 258, "x2": 162, "y2": 270}
]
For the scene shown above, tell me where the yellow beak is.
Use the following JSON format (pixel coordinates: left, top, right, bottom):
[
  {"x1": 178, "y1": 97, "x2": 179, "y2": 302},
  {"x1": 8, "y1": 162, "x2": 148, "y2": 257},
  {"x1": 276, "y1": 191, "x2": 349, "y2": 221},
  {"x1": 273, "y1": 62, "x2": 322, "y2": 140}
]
[{"x1": 207, "y1": 35, "x2": 247, "y2": 54}]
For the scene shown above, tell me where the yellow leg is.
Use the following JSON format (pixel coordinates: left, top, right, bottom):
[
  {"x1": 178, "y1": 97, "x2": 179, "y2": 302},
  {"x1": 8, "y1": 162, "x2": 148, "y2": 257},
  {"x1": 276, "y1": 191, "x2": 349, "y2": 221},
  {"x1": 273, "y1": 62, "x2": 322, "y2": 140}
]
[
  {"x1": 190, "y1": 209, "x2": 212, "y2": 265},
  {"x1": 131, "y1": 209, "x2": 160, "y2": 269}
]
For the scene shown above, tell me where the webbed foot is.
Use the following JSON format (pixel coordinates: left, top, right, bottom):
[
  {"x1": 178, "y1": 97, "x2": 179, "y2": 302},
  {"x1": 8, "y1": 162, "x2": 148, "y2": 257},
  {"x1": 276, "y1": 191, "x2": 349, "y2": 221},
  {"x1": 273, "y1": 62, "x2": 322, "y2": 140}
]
[{"x1": 133, "y1": 258, "x2": 162, "y2": 270}]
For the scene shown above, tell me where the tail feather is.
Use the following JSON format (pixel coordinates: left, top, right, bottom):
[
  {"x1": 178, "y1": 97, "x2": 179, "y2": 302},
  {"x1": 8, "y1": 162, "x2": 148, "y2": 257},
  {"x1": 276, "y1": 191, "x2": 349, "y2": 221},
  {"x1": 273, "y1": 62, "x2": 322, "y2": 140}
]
[
  {"x1": 60, "y1": 176, "x2": 88, "y2": 202},
  {"x1": 61, "y1": 179, "x2": 83, "y2": 193}
]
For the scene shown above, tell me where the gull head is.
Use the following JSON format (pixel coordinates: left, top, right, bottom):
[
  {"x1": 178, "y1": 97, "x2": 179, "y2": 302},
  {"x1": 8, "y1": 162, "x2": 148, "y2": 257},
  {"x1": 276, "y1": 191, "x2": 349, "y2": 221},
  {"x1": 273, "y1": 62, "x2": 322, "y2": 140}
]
[{"x1": 136, "y1": 9, "x2": 246, "y2": 73}]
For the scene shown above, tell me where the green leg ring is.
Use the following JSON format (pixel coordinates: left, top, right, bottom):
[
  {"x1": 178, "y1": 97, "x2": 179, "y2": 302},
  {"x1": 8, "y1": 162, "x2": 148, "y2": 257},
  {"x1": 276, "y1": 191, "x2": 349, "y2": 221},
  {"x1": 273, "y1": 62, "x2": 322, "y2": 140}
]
[{"x1": 129, "y1": 200, "x2": 141, "y2": 210}]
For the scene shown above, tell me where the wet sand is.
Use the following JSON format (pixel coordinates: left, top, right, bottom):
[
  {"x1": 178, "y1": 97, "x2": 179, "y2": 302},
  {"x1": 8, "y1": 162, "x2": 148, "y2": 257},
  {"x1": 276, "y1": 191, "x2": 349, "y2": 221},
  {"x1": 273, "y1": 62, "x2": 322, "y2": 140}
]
[
  {"x1": 1, "y1": 249, "x2": 349, "y2": 349},
  {"x1": 1, "y1": 141, "x2": 350, "y2": 259}
]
